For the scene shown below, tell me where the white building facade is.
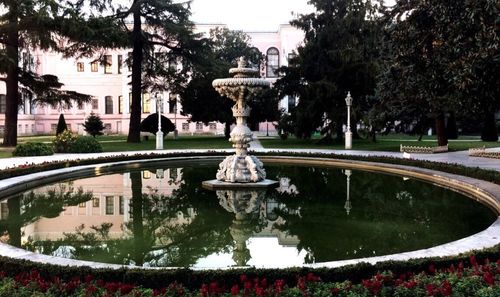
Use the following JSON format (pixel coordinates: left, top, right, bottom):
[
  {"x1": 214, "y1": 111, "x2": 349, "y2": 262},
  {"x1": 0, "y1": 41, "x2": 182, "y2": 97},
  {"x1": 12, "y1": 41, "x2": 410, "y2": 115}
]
[{"x1": 0, "y1": 24, "x2": 304, "y2": 136}]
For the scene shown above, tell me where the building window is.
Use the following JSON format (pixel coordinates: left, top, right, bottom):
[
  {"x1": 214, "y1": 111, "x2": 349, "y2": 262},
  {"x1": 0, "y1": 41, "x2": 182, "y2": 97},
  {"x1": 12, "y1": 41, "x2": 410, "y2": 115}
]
[
  {"x1": 104, "y1": 123, "x2": 111, "y2": 133},
  {"x1": 105, "y1": 96, "x2": 113, "y2": 114},
  {"x1": 142, "y1": 93, "x2": 151, "y2": 113},
  {"x1": 91, "y1": 98, "x2": 99, "y2": 110},
  {"x1": 209, "y1": 122, "x2": 216, "y2": 130},
  {"x1": 92, "y1": 198, "x2": 100, "y2": 208},
  {"x1": 118, "y1": 96, "x2": 123, "y2": 114},
  {"x1": 143, "y1": 171, "x2": 151, "y2": 179},
  {"x1": 182, "y1": 123, "x2": 189, "y2": 131},
  {"x1": 170, "y1": 168, "x2": 178, "y2": 180},
  {"x1": 50, "y1": 124, "x2": 57, "y2": 133},
  {"x1": 77, "y1": 62, "x2": 84, "y2": 72},
  {"x1": 104, "y1": 55, "x2": 112, "y2": 74},
  {"x1": 91, "y1": 61, "x2": 98, "y2": 72},
  {"x1": 119, "y1": 196, "x2": 124, "y2": 215},
  {"x1": 79, "y1": 202, "x2": 86, "y2": 208},
  {"x1": 195, "y1": 122, "x2": 203, "y2": 131},
  {"x1": 168, "y1": 93, "x2": 177, "y2": 114},
  {"x1": 117, "y1": 55, "x2": 123, "y2": 74},
  {"x1": 0, "y1": 95, "x2": 5, "y2": 114},
  {"x1": 105, "y1": 196, "x2": 114, "y2": 215},
  {"x1": 266, "y1": 47, "x2": 280, "y2": 78}
]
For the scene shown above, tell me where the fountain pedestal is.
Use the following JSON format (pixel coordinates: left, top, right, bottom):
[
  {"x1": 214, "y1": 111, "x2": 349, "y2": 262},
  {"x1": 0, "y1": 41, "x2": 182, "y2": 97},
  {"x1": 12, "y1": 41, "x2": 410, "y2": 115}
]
[{"x1": 203, "y1": 57, "x2": 278, "y2": 190}]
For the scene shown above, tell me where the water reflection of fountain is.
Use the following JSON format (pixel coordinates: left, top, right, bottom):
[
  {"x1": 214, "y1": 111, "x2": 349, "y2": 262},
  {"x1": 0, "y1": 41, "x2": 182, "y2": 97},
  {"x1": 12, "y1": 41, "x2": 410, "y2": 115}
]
[{"x1": 217, "y1": 190, "x2": 266, "y2": 266}]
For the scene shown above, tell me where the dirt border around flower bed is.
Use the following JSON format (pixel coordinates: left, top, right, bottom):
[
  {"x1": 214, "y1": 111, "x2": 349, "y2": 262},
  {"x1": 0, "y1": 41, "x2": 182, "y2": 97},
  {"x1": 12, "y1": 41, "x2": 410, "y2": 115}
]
[{"x1": 0, "y1": 153, "x2": 498, "y2": 271}]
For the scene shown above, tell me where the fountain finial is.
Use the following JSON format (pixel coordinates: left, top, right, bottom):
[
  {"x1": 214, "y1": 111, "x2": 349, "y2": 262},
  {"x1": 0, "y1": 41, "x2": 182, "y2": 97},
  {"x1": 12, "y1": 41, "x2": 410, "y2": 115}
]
[{"x1": 237, "y1": 56, "x2": 247, "y2": 68}]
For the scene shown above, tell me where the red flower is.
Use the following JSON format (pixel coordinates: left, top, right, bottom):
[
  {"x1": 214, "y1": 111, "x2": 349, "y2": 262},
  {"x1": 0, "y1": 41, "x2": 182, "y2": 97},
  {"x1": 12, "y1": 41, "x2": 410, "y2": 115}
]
[
  {"x1": 231, "y1": 284, "x2": 239, "y2": 295},
  {"x1": 255, "y1": 286, "x2": 266, "y2": 297},
  {"x1": 428, "y1": 264, "x2": 436, "y2": 275},
  {"x1": 470, "y1": 255, "x2": 478, "y2": 267},
  {"x1": 404, "y1": 280, "x2": 418, "y2": 289},
  {"x1": 240, "y1": 274, "x2": 248, "y2": 283},
  {"x1": 244, "y1": 281, "x2": 252, "y2": 290},
  {"x1": 306, "y1": 272, "x2": 320, "y2": 282},
  {"x1": 425, "y1": 283, "x2": 435, "y2": 296},
  {"x1": 85, "y1": 274, "x2": 94, "y2": 284},
  {"x1": 200, "y1": 284, "x2": 209, "y2": 297},
  {"x1": 297, "y1": 277, "x2": 306, "y2": 291},
  {"x1": 274, "y1": 279, "x2": 285, "y2": 293},
  {"x1": 331, "y1": 287, "x2": 340, "y2": 296},
  {"x1": 260, "y1": 278, "x2": 268, "y2": 288},
  {"x1": 483, "y1": 272, "x2": 495, "y2": 286},
  {"x1": 440, "y1": 280, "x2": 452, "y2": 296},
  {"x1": 120, "y1": 283, "x2": 135, "y2": 295}
]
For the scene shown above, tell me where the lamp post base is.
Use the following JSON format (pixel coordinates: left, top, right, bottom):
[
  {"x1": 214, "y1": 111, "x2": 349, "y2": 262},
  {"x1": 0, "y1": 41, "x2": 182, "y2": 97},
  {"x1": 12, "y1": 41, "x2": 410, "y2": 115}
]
[
  {"x1": 156, "y1": 131, "x2": 164, "y2": 150},
  {"x1": 345, "y1": 131, "x2": 352, "y2": 149}
]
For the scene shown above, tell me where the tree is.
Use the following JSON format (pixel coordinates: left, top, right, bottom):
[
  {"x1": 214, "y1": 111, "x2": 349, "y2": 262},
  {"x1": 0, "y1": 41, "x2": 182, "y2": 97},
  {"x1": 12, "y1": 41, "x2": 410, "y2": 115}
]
[
  {"x1": 56, "y1": 114, "x2": 68, "y2": 135},
  {"x1": 180, "y1": 27, "x2": 263, "y2": 138},
  {"x1": 0, "y1": 0, "x2": 100, "y2": 146},
  {"x1": 378, "y1": 0, "x2": 499, "y2": 144},
  {"x1": 276, "y1": 0, "x2": 383, "y2": 141},
  {"x1": 83, "y1": 112, "x2": 105, "y2": 137}
]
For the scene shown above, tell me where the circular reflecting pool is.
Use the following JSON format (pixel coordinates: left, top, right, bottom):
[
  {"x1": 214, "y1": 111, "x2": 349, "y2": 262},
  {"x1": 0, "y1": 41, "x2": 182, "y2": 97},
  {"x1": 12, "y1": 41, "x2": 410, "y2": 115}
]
[{"x1": 0, "y1": 162, "x2": 496, "y2": 268}]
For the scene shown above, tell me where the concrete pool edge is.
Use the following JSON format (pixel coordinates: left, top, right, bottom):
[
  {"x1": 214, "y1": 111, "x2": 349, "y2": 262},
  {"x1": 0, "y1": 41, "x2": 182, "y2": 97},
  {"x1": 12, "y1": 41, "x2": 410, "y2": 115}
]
[{"x1": 0, "y1": 154, "x2": 498, "y2": 270}]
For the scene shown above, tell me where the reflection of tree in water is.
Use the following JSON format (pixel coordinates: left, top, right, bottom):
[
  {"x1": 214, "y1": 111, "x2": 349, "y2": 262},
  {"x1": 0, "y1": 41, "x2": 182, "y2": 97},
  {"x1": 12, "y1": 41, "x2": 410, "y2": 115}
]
[
  {"x1": 265, "y1": 166, "x2": 496, "y2": 263},
  {"x1": 13, "y1": 167, "x2": 234, "y2": 267},
  {"x1": 0, "y1": 185, "x2": 93, "y2": 248}
]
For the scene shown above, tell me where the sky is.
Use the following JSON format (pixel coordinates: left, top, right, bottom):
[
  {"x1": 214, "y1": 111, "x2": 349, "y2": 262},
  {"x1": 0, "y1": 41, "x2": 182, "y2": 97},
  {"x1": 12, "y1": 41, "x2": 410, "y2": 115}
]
[{"x1": 189, "y1": 0, "x2": 315, "y2": 31}]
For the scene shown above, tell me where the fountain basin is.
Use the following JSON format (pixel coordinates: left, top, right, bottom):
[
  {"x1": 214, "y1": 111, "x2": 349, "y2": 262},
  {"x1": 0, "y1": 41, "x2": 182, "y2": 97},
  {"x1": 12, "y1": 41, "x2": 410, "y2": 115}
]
[{"x1": 0, "y1": 154, "x2": 498, "y2": 269}]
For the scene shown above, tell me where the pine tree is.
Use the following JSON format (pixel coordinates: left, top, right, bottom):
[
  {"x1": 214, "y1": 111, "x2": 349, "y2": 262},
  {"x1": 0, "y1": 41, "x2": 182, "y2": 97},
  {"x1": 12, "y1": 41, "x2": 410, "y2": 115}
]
[
  {"x1": 83, "y1": 112, "x2": 105, "y2": 138},
  {"x1": 0, "y1": 0, "x2": 103, "y2": 146},
  {"x1": 56, "y1": 114, "x2": 68, "y2": 135},
  {"x1": 275, "y1": 0, "x2": 383, "y2": 141}
]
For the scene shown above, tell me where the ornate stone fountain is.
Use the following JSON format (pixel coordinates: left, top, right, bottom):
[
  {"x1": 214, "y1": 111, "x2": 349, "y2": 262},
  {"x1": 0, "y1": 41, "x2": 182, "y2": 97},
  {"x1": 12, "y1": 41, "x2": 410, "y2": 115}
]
[{"x1": 202, "y1": 57, "x2": 277, "y2": 189}]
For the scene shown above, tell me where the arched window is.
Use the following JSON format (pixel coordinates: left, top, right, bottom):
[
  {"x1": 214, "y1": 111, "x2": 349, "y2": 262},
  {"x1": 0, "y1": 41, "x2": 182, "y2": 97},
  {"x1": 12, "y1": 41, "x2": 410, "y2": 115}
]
[
  {"x1": 266, "y1": 47, "x2": 279, "y2": 78},
  {"x1": 105, "y1": 96, "x2": 113, "y2": 114}
]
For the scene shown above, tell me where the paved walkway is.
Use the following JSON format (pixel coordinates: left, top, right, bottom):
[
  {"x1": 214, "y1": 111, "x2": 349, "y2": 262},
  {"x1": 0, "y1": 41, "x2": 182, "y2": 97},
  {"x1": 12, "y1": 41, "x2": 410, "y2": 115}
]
[{"x1": 0, "y1": 147, "x2": 499, "y2": 171}]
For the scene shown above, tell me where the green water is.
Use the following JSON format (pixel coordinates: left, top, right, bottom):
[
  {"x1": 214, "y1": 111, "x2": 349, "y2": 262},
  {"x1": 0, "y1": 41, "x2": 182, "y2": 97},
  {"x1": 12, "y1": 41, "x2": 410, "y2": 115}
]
[{"x1": 0, "y1": 163, "x2": 495, "y2": 268}]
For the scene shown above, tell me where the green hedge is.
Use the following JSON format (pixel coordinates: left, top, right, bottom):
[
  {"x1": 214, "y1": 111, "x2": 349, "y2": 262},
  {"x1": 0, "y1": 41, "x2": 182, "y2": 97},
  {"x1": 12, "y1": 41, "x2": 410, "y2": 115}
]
[
  {"x1": 0, "y1": 151, "x2": 498, "y2": 185},
  {"x1": 12, "y1": 142, "x2": 54, "y2": 157},
  {"x1": 0, "y1": 245, "x2": 497, "y2": 290},
  {"x1": 70, "y1": 136, "x2": 103, "y2": 153}
]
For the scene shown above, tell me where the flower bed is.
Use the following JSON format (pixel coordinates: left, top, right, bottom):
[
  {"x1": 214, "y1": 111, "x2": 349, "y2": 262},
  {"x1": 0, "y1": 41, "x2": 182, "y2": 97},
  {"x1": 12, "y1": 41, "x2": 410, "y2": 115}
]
[{"x1": 0, "y1": 254, "x2": 497, "y2": 296}]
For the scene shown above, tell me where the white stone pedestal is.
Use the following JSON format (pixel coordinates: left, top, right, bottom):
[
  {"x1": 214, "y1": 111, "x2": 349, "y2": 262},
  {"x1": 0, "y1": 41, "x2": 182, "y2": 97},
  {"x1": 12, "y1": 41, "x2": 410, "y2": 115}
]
[
  {"x1": 345, "y1": 131, "x2": 352, "y2": 150},
  {"x1": 156, "y1": 131, "x2": 164, "y2": 150}
]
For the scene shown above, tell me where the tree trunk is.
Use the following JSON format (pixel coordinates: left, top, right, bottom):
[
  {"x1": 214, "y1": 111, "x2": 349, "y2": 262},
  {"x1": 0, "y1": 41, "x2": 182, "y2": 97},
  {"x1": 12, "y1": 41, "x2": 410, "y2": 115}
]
[
  {"x1": 224, "y1": 121, "x2": 231, "y2": 139},
  {"x1": 334, "y1": 118, "x2": 344, "y2": 143},
  {"x1": 3, "y1": 3, "x2": 19, "y2": 147},
  {"x1": 127, "y1": 2, "x2": 143, "y2": 143},
  {"x1": 481, "y1": 111, "x2": 498, "y2": 141},
  {"x1": 130, "y1": 170, "x2": 145, "y2": 266},
  {"x1": 435, "y1": 112, "x2": 448, "y2": 146},
  {"x1": 6, "y1": 195, "x2": 22, "y2": 248}
]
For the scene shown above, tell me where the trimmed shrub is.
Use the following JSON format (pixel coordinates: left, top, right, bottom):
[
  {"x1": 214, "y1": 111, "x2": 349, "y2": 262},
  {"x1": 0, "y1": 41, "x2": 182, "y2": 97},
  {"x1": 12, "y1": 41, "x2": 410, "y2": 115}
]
[
  {"x1": 12, "y1": 142, "x2": 54, "y2": 156},
  {"x1": 140, "y1": 113, "x2": 175, "y2": 136},
  {"x1": 70, "y1": 136, "x2": 103, "y2": 153},
  {"x1": 52, "y1": 129, "x2": 77, "y2": 153},
  {"x1": 83, "y1": 112, "x2": 105, "y2": 137},
  {"x1": 56, "y1": 114, "x2": 68, "y2": 135}
]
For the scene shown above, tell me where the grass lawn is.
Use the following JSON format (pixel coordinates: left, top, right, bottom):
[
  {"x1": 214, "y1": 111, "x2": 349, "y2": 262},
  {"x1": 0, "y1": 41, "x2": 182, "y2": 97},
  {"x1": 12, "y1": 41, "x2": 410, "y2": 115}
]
[
  {"x1": 259, "y1": 135, "x2": 499, "y2": 152},
  {"x1": 99, "y1": 135, "x2": 232, "y2": 152},
  {"x1": 1, "y1": 133, "x2": 497, "y2": 158}
]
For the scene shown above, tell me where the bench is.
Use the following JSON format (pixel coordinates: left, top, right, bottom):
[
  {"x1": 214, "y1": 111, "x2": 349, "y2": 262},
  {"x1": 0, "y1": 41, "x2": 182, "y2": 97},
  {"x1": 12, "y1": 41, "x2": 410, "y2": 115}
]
[{"x1": 400, "y1": 144, "x2": 449, "y2": 154}]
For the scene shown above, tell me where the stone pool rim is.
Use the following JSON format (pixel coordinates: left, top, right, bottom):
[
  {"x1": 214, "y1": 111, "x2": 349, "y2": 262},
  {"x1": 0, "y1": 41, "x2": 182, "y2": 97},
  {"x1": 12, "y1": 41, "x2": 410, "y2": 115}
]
[{"x1": 0, "y1": 154, "x2": 498, "y2": 270}]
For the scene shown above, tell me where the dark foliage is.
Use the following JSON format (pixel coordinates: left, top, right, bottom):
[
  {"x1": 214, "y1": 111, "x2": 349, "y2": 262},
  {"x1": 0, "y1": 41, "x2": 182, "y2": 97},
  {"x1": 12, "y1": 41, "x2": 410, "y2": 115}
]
[{"x1": 140, "y1": 114, "x2": 176, "y2": 137}]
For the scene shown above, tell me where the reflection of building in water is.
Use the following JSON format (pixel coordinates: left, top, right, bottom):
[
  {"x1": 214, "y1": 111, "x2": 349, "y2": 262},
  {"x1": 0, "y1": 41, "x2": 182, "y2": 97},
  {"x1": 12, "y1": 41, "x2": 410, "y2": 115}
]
[{"x1": 0, "y1": 168, "x2": 188, "y2": 243}]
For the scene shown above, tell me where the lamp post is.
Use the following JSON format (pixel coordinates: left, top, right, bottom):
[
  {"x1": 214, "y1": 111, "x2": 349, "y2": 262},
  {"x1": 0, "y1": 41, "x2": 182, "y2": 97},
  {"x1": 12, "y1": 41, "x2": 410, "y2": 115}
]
[
  {"x1": 344, "y1": 169, "x2": 352, "y2": 215},
  {"x1": 345, "y1": 91, "x2": 353, "y2": 149},
  {"x1": 155, "y1": 93, "x2": 164, "y2": 150}
]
